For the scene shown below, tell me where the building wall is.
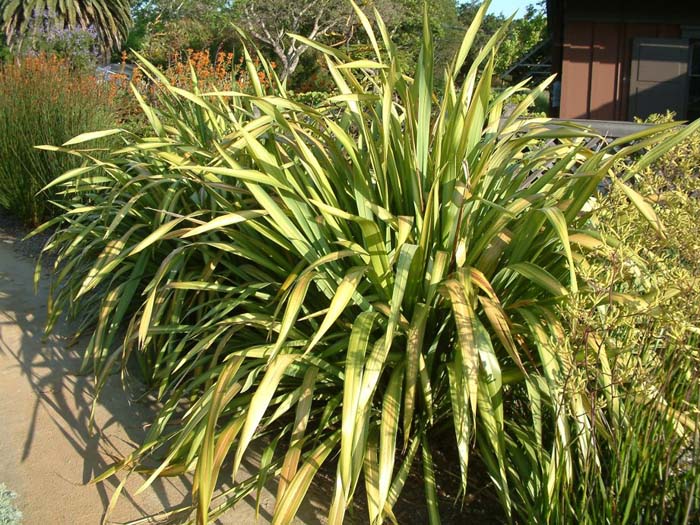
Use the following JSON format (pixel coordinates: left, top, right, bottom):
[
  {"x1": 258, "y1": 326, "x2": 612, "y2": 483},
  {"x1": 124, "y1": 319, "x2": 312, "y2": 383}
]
[{"x1": 560, "y1": 21, "x2": 680, "y2": 119}]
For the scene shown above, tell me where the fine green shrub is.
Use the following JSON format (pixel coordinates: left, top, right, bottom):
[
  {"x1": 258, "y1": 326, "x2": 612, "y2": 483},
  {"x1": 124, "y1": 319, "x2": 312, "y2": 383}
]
[
  {"x1": 287, "y1": 90, "x2": 332, "y2": 107},
  {"x1": 507, "y1": 237, "x2": 700, "y2": 523},
  {"x1": 504, "y1": 111, "x2": 700, "y2": 524},
  {"x1": 37, "y1": 2, "x2": 700, "y2": 523},
  {"x1": 571, "y1": 326, "x2": 699, "y2": 525},
  {"x1": 0, "y1": 484, "x2": 22, "y2": 525},
  {"x1": 565, "y1": 114, "x2": 700, "y2": 524},
  {"x1": 0, "y1": 41, "x2": 11, "y2": 62},
  {"x1": 497, "y1": 89, "x2": 549, "y2": 117},
  {"x1": 501, "y1": 110, "x2": 700, "y2": 524},
  {"x1": 0, "y1": 54, "x2": 118, "y2": 225}
]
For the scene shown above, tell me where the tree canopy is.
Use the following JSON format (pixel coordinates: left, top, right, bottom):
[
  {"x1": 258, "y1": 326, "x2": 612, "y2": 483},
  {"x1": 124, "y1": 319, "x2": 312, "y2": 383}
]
[
  {"x1": 236, "y1": 0, "x2": 354, "y2": 80},
  {"x1": 458, "y1": 0, "x2": 546, "y2": 74},
  {"x1": 126, "y1": 0, "x2": 236, "y2": 64},
  {"x1": 1, "y1": 0, "x2": 548, "y2": 86}
]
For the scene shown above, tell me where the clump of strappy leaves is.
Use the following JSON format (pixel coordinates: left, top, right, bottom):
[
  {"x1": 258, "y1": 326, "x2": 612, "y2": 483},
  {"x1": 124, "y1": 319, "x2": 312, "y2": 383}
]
[{"x1": 35, "y1": 1, "x2": 700, "y2": 523}]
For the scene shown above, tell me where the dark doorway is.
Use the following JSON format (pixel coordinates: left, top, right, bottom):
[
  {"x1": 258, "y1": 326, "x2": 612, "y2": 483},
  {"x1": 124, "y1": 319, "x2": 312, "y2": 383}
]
[
  {"x1": 688, "y1": 40, "x2": 700, "y2": 120},
  {"x1": 628, "y1": 38, "x2": 689, "y2": 120}
]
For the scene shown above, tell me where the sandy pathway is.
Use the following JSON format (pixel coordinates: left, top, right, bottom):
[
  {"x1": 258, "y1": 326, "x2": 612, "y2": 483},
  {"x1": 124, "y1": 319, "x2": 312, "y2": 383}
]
[{"x1": 0, "y1": 235, "x2": 324, "y2": 525}]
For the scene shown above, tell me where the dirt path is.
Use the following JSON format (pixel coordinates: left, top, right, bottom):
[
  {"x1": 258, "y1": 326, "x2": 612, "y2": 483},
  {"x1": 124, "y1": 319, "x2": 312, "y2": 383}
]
[{"x1": 0, "y1": 234, "x2": 324, "y2": 524}]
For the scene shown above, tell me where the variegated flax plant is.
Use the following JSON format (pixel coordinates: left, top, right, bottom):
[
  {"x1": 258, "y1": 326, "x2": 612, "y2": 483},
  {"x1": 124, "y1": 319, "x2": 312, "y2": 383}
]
[{"x1": 34, "y1": 1, "x2": 700, "y2": 523}]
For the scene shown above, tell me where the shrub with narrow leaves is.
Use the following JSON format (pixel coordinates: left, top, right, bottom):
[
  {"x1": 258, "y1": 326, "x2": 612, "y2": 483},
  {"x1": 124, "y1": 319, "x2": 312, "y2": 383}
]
[{"x1": 37, "y1": 2, "x2": 700, "y2": 523}]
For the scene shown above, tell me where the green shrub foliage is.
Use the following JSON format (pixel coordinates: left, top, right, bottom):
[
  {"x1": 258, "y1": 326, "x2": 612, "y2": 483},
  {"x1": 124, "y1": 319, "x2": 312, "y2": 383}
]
[
  {"x1": 0, "y1": 484, "x2": 22, "y2": 525},
  {"x1": 562, "y1": 113, "x2": 700, "y2": 524}
]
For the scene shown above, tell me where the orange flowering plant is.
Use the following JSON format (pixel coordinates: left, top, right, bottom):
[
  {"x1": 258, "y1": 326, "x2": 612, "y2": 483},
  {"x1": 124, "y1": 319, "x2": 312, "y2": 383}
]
[{"x1": 128, "y1": 48, "x2": 273, "y2": 95}]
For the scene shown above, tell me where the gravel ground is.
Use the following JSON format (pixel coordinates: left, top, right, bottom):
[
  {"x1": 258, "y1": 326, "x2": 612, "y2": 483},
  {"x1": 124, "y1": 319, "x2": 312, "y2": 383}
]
[{"x1": 0, "y1": 211, "x2": 54, "y2": 264}]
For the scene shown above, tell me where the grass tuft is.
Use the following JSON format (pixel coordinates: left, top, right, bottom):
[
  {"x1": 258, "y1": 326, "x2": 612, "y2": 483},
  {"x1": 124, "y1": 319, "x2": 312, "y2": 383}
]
[{"x1": 0, "y1": 54, "x2": 118, "y2": 225}]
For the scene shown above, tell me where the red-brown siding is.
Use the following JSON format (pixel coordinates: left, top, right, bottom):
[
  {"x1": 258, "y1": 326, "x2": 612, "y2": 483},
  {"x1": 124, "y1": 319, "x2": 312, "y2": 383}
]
[
  {"x1": 560, "y1": 21, "x2": 681, "y2": 119},
  {"x1": 589, "y1": 24, "x2": 619, "y2": 119}
]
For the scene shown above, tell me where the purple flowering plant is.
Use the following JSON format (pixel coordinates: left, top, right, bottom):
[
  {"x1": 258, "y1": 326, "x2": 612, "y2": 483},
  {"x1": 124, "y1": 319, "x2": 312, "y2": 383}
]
[{"x1": 21, "y1": 10, "x2": 101, "y2": 70}]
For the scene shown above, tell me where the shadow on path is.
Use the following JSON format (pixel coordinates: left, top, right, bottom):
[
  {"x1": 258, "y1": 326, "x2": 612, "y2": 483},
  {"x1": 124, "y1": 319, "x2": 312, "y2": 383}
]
[
  {"x1": 0, "y1": 235, "x2": 328, "y2": 524},
  {"x1": 0, "y1": 238, "x2": 194, "y2": 524}
]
